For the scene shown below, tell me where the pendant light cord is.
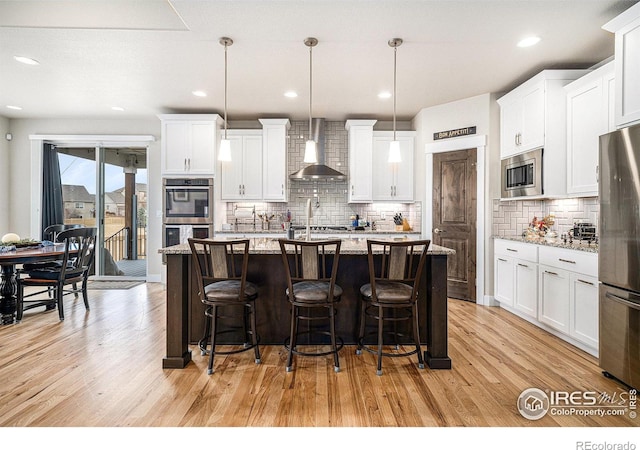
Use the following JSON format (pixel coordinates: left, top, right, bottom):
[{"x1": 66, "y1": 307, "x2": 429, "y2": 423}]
[
  {"x1": 393, "y1": 44, "x2": 397, "y2": 142},
  {"x1": 309, "y1": 43, "x2": 313, "y2": 141},
  {"x1": 224, "y1": 41, "x2": 228, "y2": 140}
]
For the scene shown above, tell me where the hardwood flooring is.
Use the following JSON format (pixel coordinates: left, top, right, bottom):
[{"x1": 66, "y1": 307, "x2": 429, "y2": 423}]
[{"x1": 0, "y1": 282, "x2": 636, "y2": 429}]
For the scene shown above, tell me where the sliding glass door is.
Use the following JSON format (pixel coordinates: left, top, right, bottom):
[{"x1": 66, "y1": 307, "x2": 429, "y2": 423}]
[{"x1": 54, "y1": 145, "x2": 148, "y2": 280}]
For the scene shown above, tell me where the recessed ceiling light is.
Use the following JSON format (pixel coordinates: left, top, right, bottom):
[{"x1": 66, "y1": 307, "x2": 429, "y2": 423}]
[
  {"x1": 192, "y1": 90, "x2": 207, "y2": 97},
  {"x1": 284, "y1": 91, "x2": 298, "y2": 98},
  {"x1": 517, "y1": 36, "x2": 541, "y2": 48},
  {"x1": 14, "y1": 56, "x2": 40, "y2": 65},
  {"x1": 378, "y1": 91, "x2": 392, "y2": 99},
  {"x1": 111, "y1": 106, "x2": 125, "y2": 111},
  {"x1": 6, "y1": 105, "x2": 22, "y2": 110}
]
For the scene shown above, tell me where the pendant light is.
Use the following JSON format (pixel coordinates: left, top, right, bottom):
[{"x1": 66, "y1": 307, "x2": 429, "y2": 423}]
[
  {"x1": 388, "y1": 38, "x2": 403, "y2": 163},
  {"x1": 218, "y1": 37, "x2": 233, "y2": 162},
  {"x1": 303, "y1": 37, "x2": 318, "y2": 164}
]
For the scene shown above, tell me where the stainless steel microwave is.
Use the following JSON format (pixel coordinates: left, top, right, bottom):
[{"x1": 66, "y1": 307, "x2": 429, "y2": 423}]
[{"x1": 501, "y1": 148, "x2": 543, "y2": 198}]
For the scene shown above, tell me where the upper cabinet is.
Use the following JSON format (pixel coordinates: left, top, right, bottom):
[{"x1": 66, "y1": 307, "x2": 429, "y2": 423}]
[
  {"x1": 260, "y1": 119, "x2": 290, "y2": 202},
  {"x1": 345, "y1": 121, "x2": 415, "y2": 203},
  {"x1": 159, "y1": 114, "x2": 222, "y2": 176},
  {"x1": 372, "y1": 132, "x2": 415, "y2": 202},
  {"x1": 345, "y1": 120, "x2": 375, "y2": 203},
  {"x1": 565, "y1": 61, "x2": 615, "y2": 196},
  {"x1": 498, "y1": 80, "x2": 545, "y2": 157},
  {"x1": 220, "y1": 130, "x2": 263, "y2": 201},
  {"x1": 603, "y1": 2, "x2": 640, "y2": 128},
  {"x1": 497, "y1": 70, "x2": 589, "y2": 198}
]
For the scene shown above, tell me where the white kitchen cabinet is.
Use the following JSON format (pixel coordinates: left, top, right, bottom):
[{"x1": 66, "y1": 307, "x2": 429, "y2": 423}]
[
  {"x1": 539, "y1": 264, "x2": 571, "y2": 333},
  {"x1": 499, "y1": 80, "x2": 545, "y2": 157},
  {"x1": 493, "y1": 239, "x2": 599, "y2": 356},
  {"x1": 494, "y1": 254, "x2": 515, "y2": 307},
  {"x1": 565, "y1": 61, "x2": 615, "y2": 196},
  {"x1": 497, "y1": 70, "x2": 588, "y2": 198},
  {"x1": 603, "y1": 2, "x2": 640, "y2": 127},
  {"x1": 158, "y1": 114, "x2": 222, "y2": 176},
  {"x1": 345, "y1": 120, "x2": 376, "y2": 203},
  {"x1": 569, "y1": 273, "x2": 599, "y2": 349},
  {"x1": 220, "y1": 130, "x2": 263, "y2": 201},
  {"x1": 260, "y1": 119, "x2": 290, "y2": 202},
  {"x1": 372, "y1": 132, "x2": 415, "y2": 202},
  {"x1": 494, "y1": 239, "x2": 538, "y2": 317},
  {"x1": 538, "y1": 245, "x2": 599, "y2": 350}
]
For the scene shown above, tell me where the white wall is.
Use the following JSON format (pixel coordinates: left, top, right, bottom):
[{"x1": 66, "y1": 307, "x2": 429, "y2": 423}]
[
  {"x1": 0, "y1": 116, "x2": 9, "y2": 235},
  {"x1": 7, "y1": 118, "x2": 163, "y2": 281},
  {"x1": 412, "y1": 93, "x2": 501, "y2": 300}
]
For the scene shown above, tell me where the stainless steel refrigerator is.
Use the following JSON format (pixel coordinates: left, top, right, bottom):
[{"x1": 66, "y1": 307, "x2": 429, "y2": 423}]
[{"x1": 599, "y1": 123, "x2": 640, "y2": 390}]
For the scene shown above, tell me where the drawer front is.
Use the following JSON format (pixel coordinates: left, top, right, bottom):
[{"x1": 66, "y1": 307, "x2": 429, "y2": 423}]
[
  {"x1": 538, "y1": 246, "x2": 598, "y2": 277},
  {"x1": 494, "y1": 239, "x2": 538, "y2": 262}
]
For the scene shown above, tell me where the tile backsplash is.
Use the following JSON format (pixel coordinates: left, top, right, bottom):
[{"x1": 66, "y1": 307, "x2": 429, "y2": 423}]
[
  {"x1": 492, "y1": 197, "x2": 599, "y2": 237},
  {"x1": 225, "y1": 120, "x2": 421, "y2": 232}
]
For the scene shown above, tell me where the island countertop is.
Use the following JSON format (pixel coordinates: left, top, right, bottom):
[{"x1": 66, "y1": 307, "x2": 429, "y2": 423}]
[
  {"x1": 160, "y1": 236, "x2": 453, "y2": 371},
  {"x1": 159, "y1": 237, "x2": 455, "y2": 256}
]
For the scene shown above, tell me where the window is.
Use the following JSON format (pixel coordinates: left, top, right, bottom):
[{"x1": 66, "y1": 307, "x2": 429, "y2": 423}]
[{"x1": 75, "y1": 202, "x2": 84, "y2": 209}]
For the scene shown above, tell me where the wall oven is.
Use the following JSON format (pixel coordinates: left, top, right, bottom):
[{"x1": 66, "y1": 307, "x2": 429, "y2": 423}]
[
  {"x1": 163, "y1": 178, "x2": 213, "y2": 224},
  {"x1": 501, "y1": 148, "x2": 543, "y2": 198},
  {"x1": 163, "y1": 178, "x2": 214, "y2": 248}
]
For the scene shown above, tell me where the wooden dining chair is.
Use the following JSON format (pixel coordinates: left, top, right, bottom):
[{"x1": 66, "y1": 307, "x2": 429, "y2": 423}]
[{"x1": 16, "y1": 227, "x2": 96, "y2": 322}]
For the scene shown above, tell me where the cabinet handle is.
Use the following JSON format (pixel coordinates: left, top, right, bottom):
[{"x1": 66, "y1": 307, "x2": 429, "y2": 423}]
[
  {"x1": 507, "y1": 248, "x2": 518, "y2": 252},
  {"x1": 515, "y1": 134, "x2": 519, "y2": 146},
  {"x1": 351, "y1": 185, "x2": 354, "y2": 196},
  {"x1": 517, "y1": 263, "x2": 529, "y2": 268},
  {"x1": 239, "y1": 184, "x2": 242, "y2": 195},
  {"x1": 577, "y1": 279, "x2": 594, "y2": 286},
  {"x1": 558, "y1": 258, "x2": 576, "y2": 264},
  {"x1": 544, "y1": 270, "x2": 559, "y2": 276},
  {"x1": 498, "y1": 258, "x2": 507, "y2": 262},
  {"x1": 596, "y1": 165, "x2": 599, "y2": 183},
  {"x1": 282, "y1": 184, "x2": 284, "y2": 195},
  {"x1": 187, "y1": 158, "x2": 191, "y2": 171},
  {"x1": 390, "y1": 185, "x2": 394, "y2": 196},
  {"x1": 184, "y1": 158, "x2": 187, "y2": 171}
]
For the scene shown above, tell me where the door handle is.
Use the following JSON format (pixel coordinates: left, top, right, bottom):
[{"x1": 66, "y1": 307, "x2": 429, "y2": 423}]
[
  {"x1": 605, "y1": 292, "x2": 640, "y2": 311},
  {"x1": 433, "y1": 228, "x2": 445, "y2": 234}
]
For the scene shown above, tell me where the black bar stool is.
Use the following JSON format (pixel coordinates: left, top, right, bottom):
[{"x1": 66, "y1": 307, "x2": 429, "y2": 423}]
[
  {"x1": 188, "y1": 238, "x2": 260, "y2": 375},
  {"x1": 278, "y1": 239, "x2": 343, "y2": 373},
  {"x1": 356, "y1": 239, "x2": 430, "y2": 375}
]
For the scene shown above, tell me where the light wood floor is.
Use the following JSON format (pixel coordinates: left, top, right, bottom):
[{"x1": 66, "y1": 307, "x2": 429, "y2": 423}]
[{"x1": 0, "y1": 282, "x2": 636, "y2": 428}]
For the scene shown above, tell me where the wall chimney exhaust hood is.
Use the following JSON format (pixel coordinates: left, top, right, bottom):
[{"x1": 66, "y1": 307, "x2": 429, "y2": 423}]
[{"x1": 289, "y1": 118, "x2": 346, "y2": 180}]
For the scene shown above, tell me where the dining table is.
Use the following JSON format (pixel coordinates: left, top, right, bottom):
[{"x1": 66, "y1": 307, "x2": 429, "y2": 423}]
[{"x1": 0, "y1": 243, "x2": 66, "y2": 324}]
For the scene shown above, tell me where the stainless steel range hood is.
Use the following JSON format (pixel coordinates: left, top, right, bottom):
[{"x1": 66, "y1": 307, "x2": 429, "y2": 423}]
[{"x1": 289, "y1": 118, "x2": 346, "y2": 180}]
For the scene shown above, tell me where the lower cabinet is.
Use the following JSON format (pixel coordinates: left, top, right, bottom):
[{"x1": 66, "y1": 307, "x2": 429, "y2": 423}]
[
  {"x1": 539, "y1": 265, "x2": 571, "y2": 333},
  {"x1": 569, "y1": 273, "x2": 599, "y2": 349},
  {"x1": 493, "y1": 239, "x2": 598, "y2": 356},
  {"x1": 514, "y1": 260, "x2": 538, "y2": 318}
]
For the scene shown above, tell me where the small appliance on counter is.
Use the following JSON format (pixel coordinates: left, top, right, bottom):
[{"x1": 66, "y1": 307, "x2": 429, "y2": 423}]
[{"x1": 570, "y1": 220, "x2": 597, "y2": 242}]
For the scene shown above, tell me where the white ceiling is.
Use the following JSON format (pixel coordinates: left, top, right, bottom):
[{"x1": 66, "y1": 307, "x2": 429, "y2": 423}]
[{"x1": 0, "y1": 0, "x2": 637, "y2": 122}]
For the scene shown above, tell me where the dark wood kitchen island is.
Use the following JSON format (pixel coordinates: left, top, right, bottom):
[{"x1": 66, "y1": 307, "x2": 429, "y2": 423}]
[{"x1": 159, "y1": 237, "x2": 454, "y2": 370}]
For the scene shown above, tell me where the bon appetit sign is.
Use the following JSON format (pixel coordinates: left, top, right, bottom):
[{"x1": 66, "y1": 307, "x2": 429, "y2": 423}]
[{"x1": 433, "y1": 126, "x2": 477, "y2": 140}]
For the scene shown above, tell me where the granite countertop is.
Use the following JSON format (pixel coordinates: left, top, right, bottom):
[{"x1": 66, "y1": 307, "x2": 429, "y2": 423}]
[
  {"x1": 159, "y1": 237, "x2": 455, "y2": 256},
  {"x1": 215, "y1": 229, "x2": 421, "y2": 235},
  {"x1": 493, "y1": 235, "x2": 598, "y2": 253}
]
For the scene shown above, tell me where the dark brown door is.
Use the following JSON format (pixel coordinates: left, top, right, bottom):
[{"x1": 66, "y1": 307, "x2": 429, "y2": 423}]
[{"x1": 432, "y1": 148, "x2": 477, "y2": 302}]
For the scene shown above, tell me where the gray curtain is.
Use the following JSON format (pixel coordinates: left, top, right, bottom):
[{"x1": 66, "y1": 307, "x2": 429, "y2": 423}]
[{"x1": 41, "y1": 143, "x2": 64, "y2": 237}]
